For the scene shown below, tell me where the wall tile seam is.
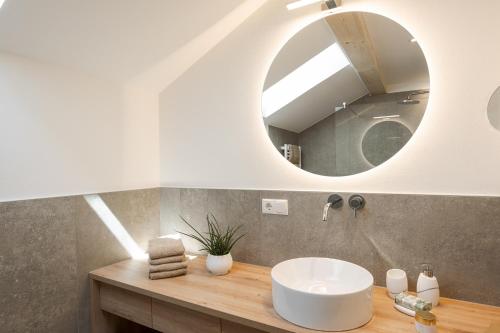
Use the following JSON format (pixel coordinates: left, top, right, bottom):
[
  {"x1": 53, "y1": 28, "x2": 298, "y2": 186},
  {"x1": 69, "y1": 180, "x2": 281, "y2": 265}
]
[
  {"x1": 3, "y1": 186, "x2": 500, "y2": 204},
  {"x1": 0, "y1": 187, "x2": 161, "y2": 205},
  {"x1": 159, "y1": 187, "x2": 500, "y2": 200}
]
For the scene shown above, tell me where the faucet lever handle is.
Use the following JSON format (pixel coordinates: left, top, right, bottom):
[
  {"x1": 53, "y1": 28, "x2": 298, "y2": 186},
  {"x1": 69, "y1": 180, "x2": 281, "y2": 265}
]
[{"x1": 348, "y1": 195, "x2": 365, "y2": 218}]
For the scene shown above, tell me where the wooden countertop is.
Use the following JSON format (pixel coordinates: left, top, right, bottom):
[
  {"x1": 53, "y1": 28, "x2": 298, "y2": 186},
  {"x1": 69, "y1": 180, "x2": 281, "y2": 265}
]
[{"x1": 89, "y1": 257, "x2": 500, "y2": 333}]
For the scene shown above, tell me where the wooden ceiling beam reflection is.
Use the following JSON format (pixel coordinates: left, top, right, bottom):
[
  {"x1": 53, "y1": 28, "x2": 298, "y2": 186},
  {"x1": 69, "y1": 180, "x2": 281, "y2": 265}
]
[
  {"x1": 325, "y1": 0, "x2": 342, "y2": 8},
  {"x1": 324, "y1": 12, "x2": 386, "y2": 95}
]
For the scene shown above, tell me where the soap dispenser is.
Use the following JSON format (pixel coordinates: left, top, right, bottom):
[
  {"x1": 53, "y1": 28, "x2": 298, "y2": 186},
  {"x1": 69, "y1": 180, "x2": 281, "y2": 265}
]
[{"x1": 417, "y1": 264, "x2": 440, "y2": 307}]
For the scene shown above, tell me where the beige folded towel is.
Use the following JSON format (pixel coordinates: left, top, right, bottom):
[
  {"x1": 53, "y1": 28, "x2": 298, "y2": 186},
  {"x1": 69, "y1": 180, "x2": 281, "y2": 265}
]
[
  {"x1": 149, "y1": 261, "x2": 188, "y2": 273},
  {"x1": 148, "y1": 238, "x2": 185, "y2": 259},
  {"x1": 149, "y1": 254, "x2": 186, "y2": 265},
  {"x1": 149, "y1": 268, "x2": 187, "y2": 280}
]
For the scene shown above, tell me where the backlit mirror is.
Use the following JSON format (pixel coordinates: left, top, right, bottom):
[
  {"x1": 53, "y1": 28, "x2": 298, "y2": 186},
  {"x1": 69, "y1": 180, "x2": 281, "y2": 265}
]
[
  {"x1": 262, "y1": 12, "x2": 430, "y2": 176},
  {"x1": 487, "y1": 87, "x2": 500, "y2": 131}
]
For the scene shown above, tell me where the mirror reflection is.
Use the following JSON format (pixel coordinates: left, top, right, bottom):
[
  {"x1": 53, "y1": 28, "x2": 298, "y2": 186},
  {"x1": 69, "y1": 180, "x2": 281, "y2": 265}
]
[
  {"x1": 262, "y1": 12, "x2": 430, "y2": 176},
  {"x1": 487, "y1": 87, "x2": 500, "y2": 131}
]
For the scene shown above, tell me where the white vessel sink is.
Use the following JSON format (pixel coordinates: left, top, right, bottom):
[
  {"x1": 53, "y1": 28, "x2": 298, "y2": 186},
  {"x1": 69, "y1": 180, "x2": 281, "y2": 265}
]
[{"x1": 271, "y1": 257, "x2": 373, "y2": 331}]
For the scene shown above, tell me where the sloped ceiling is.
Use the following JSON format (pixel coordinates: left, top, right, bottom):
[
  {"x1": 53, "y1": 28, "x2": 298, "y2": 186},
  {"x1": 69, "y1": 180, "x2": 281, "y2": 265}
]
[
  {"x1": 363, "y1": 13, "x2": 429, "y2": 93},
  {"x1": 0, "y1": 0, "x2": 244, "y2": 82}
]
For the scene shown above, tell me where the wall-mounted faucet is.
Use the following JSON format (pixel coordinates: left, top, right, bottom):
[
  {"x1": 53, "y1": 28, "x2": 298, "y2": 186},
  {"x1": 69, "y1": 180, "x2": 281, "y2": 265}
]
[{"x1": 322, "y1": 194, "x2": 343, "y2": 221}]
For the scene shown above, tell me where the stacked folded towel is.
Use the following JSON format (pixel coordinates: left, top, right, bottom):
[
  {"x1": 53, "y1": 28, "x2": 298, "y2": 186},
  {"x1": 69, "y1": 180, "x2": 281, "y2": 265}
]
[{"x1": 148, "y1": 238, "x2": 187, "y2": 280}]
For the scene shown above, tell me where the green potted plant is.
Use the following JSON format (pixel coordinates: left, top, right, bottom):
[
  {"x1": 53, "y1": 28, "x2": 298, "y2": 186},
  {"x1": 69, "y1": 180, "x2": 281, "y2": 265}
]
[{"x1": 178, "y1": 213, "x2": 245, "y2": 275}]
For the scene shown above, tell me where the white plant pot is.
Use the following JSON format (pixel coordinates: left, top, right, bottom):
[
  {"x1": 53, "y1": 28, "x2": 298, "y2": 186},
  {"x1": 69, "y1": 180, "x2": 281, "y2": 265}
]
[{"x1": 206, "y1": 253, "x2": 233, "y2": 275}]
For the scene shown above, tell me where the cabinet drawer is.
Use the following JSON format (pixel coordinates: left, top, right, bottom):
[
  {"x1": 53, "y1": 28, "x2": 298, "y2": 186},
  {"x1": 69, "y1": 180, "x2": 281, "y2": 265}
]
[
  {"x1": 152, "y1": 299, "x2": 220, "y2": 333},
  {"x1": 100, "y1": 284, "x2": 152, "y2": 328},
  {"x1": 221, "y1": 319, "x2": 268, "y2": 333}
]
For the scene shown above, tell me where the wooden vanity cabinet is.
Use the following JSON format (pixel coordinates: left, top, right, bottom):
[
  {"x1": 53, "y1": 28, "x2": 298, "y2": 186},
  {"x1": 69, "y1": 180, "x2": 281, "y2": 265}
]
[
  {"x1": 92, "y1": 280, "x2": 266, "y2": 333},
  {"x1": 90, "y1": 258, "x2": 500, "y2": 333},
  {"x1": 220, "y1": 320, "x2": 267, "y2": 333},
  {"x1": 99, "y1": 284, "x2": 152, "y2": 328},
  {"x1": 151, "y1": 299, "x2": 220, "y2": 333}
]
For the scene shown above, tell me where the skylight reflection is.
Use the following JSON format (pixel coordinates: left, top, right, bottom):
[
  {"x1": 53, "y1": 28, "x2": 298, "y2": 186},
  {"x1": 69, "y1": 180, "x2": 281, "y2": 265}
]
[
  {"x1": 286, "y1": 0, "x2": 323, "y2": 10},
  {"x1": 263, "y1": 43, "x2": 350, "y2": 118},
  {"x1": 84, "y1": 194, "x2": 147, "y2": 260}
]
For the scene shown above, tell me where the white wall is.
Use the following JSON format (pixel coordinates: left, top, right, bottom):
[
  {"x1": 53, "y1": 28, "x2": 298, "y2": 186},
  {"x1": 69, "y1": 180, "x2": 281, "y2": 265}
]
[
  {"x1": 0, "y1": 0, "x2": 246, "y2": 82},
  {"x1": 160, "y1": 0, "x2": 500, "y2": 196},
  {"x1": 0, "y1": 52, "x2": 159, "y2": 202},
  {"x1": 0, "y1": 0, "x2": 267, "y2": 202}
]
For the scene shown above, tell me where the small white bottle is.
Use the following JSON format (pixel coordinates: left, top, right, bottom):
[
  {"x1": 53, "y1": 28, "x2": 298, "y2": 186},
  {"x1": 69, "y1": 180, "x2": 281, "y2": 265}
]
[{"x1": 417, "y1": 264, "x2": 440, "y2": 307}]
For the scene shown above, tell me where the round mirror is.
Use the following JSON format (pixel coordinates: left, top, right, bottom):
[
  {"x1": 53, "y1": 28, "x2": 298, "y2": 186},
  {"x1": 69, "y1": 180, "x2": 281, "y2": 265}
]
[
  {"x1": 262, "y1": 12, "x2": 430, "y2": 176},
  {"x1": 487, "y1": 87, "x2": 500, "y2": 131}
]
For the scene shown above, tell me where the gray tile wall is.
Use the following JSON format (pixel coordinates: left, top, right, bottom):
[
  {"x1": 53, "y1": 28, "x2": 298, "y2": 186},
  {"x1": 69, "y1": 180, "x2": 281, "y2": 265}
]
[
  {"x1": 298, "y1": 110, "x2": 338, "y2": 176},
  {"x1": 1, "y1": 186, "x2": 499, "y2": 333},
  {"x1": 160, "y1": 187, "x2": 500, "y2": 306},
  {"x1": 0, "y1": 197, "x2": 78, "y2": 332},
  {"x1": 0, "y1": 188, "x2": 160, "y2": 333},
  {"x1": 267, "y1": 125, "x2": 299, "y2": 153}
]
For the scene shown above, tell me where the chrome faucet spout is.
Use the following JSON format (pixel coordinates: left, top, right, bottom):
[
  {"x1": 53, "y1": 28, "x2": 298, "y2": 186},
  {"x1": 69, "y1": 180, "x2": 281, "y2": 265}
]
[
  {"x1": 321, "y1": 194, "x2": 343, "y2": 222},
  {"x1": 322, "y1": 202, "x2": 332, "y2": 221}
]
